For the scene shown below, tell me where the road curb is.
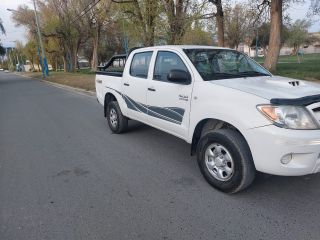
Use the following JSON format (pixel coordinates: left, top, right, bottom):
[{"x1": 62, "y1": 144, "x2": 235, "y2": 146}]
[
  {"x1": 14, "y1": 72, "x2": 96, "y2": 97},
  {"x1": 41, "y1": 80, "x2": 96, "y2": 97}
]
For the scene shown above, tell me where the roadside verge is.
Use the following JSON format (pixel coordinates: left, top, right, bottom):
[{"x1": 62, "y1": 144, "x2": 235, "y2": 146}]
[{"x1": 14, "y1": 72, "x2": 96, "y2": 97}]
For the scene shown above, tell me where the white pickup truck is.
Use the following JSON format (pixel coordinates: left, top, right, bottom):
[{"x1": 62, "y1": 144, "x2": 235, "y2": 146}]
[{"x1": 96, "y1": 45, "x2": 320, "y2": 193}]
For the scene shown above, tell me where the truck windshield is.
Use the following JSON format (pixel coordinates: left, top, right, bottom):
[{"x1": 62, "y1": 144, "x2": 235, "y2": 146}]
[{"x1": 183, "y1": 49, "x2": 271, "y2": 80}]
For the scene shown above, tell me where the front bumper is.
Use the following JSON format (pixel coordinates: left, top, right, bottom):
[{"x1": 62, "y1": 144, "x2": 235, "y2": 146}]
[{"x1": 245, "y1": 125, "x2": 320, "y2": 176}]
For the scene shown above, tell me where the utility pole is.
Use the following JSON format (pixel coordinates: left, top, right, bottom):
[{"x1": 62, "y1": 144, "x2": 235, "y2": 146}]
[
  {"x1": 11, "y1": 40, "x2": 21, "y2": 71},
  {"x1": 32, "y1": 0, "x2": 49, "y2": 77}
]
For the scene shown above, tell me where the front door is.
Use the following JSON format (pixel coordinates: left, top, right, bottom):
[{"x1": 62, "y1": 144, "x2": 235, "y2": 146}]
[{"x1": 147, "y1": 50, "x2": 194, "y2": 139}]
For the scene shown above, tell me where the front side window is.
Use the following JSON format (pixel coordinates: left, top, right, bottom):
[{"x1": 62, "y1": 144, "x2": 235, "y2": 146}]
[
  {"x1": 183, "y1": 49, "x2": 271, "y2": 81},
  {"x1": 130, "y1": 51, "x2": 153, "y2": 78},
  {"x1": 153, "y1": 51, "x2": 189, "y2": 82}
]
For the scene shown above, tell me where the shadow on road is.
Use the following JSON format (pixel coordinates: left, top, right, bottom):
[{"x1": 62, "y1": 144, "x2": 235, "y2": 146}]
[{"x1": 124, "y1": 120, "x2": 320, "y2": 198}]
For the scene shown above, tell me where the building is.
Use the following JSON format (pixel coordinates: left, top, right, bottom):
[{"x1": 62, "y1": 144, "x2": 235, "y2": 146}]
[{"x1": 238, "y1": 32, "x2": 320, "y2": 57}]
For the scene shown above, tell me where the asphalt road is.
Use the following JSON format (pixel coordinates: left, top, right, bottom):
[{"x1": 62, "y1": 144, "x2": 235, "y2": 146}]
[{"x1": 1, "y1": 72, "x2": 320, "y2": 240}]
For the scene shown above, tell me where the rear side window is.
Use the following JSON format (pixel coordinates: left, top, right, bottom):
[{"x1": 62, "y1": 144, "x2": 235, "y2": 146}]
[
  {"x1": 153, "y1": 51, "x2": 189, "y2": 82},
  {"x1": 130, "y1": 52, "x2": 153, "y2": 79}
]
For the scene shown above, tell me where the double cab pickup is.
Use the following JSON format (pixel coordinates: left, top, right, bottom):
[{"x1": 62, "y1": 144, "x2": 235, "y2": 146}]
[{"x1": 96, "y1": 45, "x2": 320, "y2": 193}]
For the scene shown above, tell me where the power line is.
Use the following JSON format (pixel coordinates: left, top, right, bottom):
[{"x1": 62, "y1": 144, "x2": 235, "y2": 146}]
[
  {"x1": 80, "y1": 0, "x2": 100, "y2": 16},
  {"x1": 71, "y1": 0, "x2": 100, "y2": 24},
  {"x1": 71, "y1": 0, "x2": 102, "y2": 24}
]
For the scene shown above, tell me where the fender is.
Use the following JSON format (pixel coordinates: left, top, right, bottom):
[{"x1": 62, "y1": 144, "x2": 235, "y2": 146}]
[{"x1": 103, "y1": 87, "x2": 129, "y2": 117}]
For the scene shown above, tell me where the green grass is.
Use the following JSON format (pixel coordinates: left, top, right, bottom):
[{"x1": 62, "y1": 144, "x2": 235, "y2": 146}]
[
  {"x1": 75, "y1": 68, "x2": 96, "y2": 74},
  {"x1": 19, "y1": 71, "x2": 95, "y2": 91},
  {"x1": 255, "y1": 53, "x2": 320, "y2": 81}
]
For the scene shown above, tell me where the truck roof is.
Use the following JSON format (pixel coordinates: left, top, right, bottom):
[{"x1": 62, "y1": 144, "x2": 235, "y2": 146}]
[{"x1": 133, "y1": 45, "x2": 231, "y2": 52}]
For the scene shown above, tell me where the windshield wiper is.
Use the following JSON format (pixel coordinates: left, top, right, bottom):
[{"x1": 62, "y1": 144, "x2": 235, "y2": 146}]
[
  {"x1": 202, "y1": 72, "x2": 244, "y2": 80},
  {"x1": 202, "y1": 71, "x2": 270, "y2": 81},
  {"x1": 238, "y1": 71, "x2": 270, "y2": 77}
]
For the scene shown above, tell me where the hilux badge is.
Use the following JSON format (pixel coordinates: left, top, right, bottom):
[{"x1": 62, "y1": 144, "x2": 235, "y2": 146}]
[{"x1": 179, "y1": 95, "x2": 188, "y2": 101}]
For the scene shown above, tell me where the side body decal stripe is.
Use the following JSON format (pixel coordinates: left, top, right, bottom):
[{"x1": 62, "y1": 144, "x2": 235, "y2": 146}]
[{"x1": 105, "y1": 86, "x2": 185, "y2": 125}]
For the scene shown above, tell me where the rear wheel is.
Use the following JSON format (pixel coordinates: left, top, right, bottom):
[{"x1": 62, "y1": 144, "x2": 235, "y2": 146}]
[
  {"x1": 197, "y1": 129, "x2": 255, "y2": 193},
  {"x1": 106, "y1": 101, "x2": 128, "y2": 133}
]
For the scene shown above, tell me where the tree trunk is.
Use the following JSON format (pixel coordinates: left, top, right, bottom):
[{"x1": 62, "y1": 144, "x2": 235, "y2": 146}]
[
  {"x1": 31, "y1": 56, "x2": 35, "y2": 71},
  {"x1": 145, "y1": 0, "x2": 156, "y2": 46},
  {"x1": 296, "y1": 46, "x2": 301, "y2": 63},
  {"x1": 263, "y1": 47, "x2": 267, "y2": 57},
  {"x1": 62, "y1": 56, "x2": 67, "y2": 73},
  {"x1": 66, "y1": 48, "x2": 73, "y2": 72},
  {"x1": 163, "y1": 0, "x2": 188, "y2": 45},
  {"x1": 292, "y1": 44, "x2": 298, "y2": 55},
  {"x1": 215, "y1": 0, "x2": 225, "y2": 47},
  {"x1": 73, "y1": 44, "x2": 80, "y2": 72},
  {"x1": 91, "y1": 25, "x2": 101, "y2": 71},
  {"x1": 55, "y1": 58, "x2": 58, "y2": 71},
  {"x1": 263, "y1": 0, "x2": 282, "y2": 72},
  {"x1": 132, "y1": 0, "x2": 148, "y2": 46}
]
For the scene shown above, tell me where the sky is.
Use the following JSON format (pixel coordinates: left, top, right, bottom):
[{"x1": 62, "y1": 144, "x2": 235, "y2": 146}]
[{"x1": 0, "y1": 0, "x2": 319, "y2": 48}]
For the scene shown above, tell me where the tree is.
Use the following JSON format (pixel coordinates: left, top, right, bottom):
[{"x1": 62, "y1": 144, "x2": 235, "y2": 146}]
[
  {"x1": 263, "y1": 0, "x2": 282, "y2": 72},
  {"x1": 255, "y1": 0, "x2": 305, "y2": 71},
  {"x1": 86, "y1": 0, "x2": 112, "y2": 70},
  {"x1": 23, "y1": 39, "x2": 38, "y2": 70},
  {"x1": 161, "y1": 0, "x2": 215, "y2": 44},
  {"x1": 286, "y1": 19, "x2": 311, "y2": 62},
  {"x1": 309, "y1": 0, "x2": 320, "y2": 15},
  {"x1": 112, "y1": 0, "x2": 161, "y2": 46},
  {"x1": 223, "y1": 3, "x2": 256, "y2": 49},
  {"x1": 161, "y1": 0, "x2": 192, "y2": 44},
  {"x1": 47, "y1": 0, "x2": 83, "y2": 72},
  {"x1": 11, "y1": 5, "x2": 37, "y2": 34},
  {"x1": 209, "y1": 0, "x2": 224, "y2": 47},
  {"x1": 251, "y1": 23, "x2": 270, "y2": 53},
  {"x1": 113, "y1": 0, "x2": 213, "y2": 46},
  {"x1": 96, "y1": 21, "x2": 125, "y2": 61},
  {"x1": 182, "y1": 20, "x2": 214, "y2": 45},
  {"x1": 12, "y1": 1, "x2": 106, "y2": 71}
]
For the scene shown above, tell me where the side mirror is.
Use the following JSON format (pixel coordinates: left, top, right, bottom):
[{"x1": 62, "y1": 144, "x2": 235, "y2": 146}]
[{"x1": 167, "y1": 69, "x2": 191, "y2": 85}]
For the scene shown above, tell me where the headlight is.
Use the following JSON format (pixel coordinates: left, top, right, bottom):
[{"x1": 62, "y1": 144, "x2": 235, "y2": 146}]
[{"x1": 257, "y1": 105, "x2": 319, "y2": 129}]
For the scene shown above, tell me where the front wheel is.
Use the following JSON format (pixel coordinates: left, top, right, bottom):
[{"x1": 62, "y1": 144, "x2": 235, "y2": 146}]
[
  {"x1": 197, "y1": 129, "x2": 255, "y2": 193},
  {"x1": 106, "y1": 101, "x2": 128, "y2": 133}
]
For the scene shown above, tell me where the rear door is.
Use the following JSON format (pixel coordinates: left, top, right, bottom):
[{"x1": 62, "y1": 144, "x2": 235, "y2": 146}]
[
  {"x1": 146, "y1": 50, "x2": 194, "y2": 139},
  {"x1": 122, "y1": 51, "x2": 153, "y2": 122}
]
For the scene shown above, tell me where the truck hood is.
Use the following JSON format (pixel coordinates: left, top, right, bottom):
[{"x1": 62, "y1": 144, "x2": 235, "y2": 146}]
[{"x1": 210, "y1": 76, "x2": 320, "y2": 100}]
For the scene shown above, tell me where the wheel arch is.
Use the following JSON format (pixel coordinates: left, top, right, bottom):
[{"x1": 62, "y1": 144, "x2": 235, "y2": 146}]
[
  {"x1": 104, "y1": 92, "x2": 117, "y2": 117},
  {"x1": 190, "y1": 118, "x2": 250, "y2": 156}
]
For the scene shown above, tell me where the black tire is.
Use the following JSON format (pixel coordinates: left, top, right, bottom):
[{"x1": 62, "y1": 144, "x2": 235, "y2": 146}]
[
  {"x1": 197, "y1": 129, "x2": 255, "y2": 193},
  {"x1": 106, "y1": 101, "x2": 128, "y2": 133}
]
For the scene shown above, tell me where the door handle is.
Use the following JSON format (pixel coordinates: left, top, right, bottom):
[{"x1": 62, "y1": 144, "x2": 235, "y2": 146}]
[
  {"x1": 96, "y1": 79, "x2": 102, "y2": 84},
  {"x1": 124, "y1": 83, "x2": 130, "y2": 86},
  {"x1": 148, "y1": 87, "x2": 156, "y2": 92}
]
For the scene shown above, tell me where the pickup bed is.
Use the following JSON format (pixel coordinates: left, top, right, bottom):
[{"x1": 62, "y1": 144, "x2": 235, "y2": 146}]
[{"x1": 96, "y1": 45, "x2": 320, "y2": 193}]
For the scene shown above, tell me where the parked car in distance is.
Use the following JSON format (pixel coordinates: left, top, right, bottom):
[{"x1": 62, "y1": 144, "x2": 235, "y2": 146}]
[{"x1": 96, "y1": 45, "x2": 320, "y2": 193}]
